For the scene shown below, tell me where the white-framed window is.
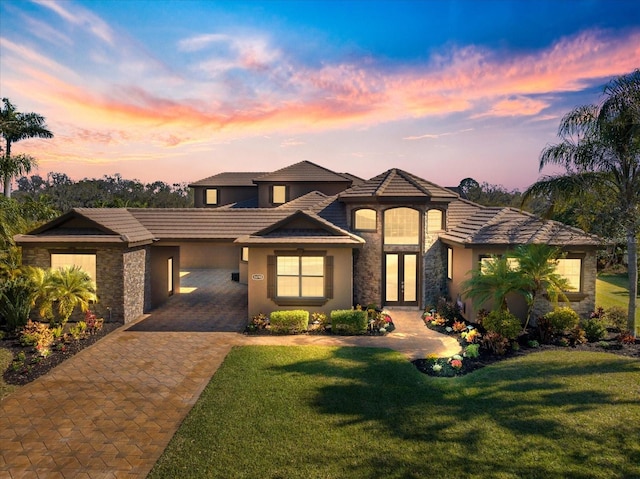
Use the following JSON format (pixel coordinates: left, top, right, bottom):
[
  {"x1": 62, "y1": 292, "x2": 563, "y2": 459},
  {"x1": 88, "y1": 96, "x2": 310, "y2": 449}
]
[
  {"x1": 555, "y1": 258, "x2": 581, "y2": 291},
  {"x1": 276, "y1": 256, "x2": 324, "y2": 298},
  {"x1": 205, "y1": 188, "x2": 218, "y2": 205},
  {"x1": 50, "y1": 252, "x2": 97, "y2": 285},
  {"x1": 354, "y1": 208, "x2": 377, "y2": 230},
  {"x1": 447, "y1": 247, "x2": 453, "y2": 280},
  {"x1": 427, "y1": 209, "x2": 444, "y2": 233},
  {"x1": 384, "y1": 207, "x2": 420, "y2": 245},
  {"x1": 273, "y1": 185, "x2": 287, "y2": 204},
  {"x1": 241, "y1": 247, "x2": 249, "y2": 262}
]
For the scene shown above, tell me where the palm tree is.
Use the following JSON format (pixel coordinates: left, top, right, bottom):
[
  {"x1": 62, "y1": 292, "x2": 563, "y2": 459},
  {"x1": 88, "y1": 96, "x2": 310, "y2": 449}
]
[
  {"x1": 524, "y1": 69, "x2": 640, "y2": 336},
  {"x1": 48, "y1": 266, "x2": 97, "y2": 326},
  {"x1": 509, "y1": 244, "x2": 571, "y2": 331},
  {"x1": 0, "y1": 98, "x2": 53, "y2": 198},
  {"x1": 462, "y1": 255, "x2": 529, "y2": 313}
]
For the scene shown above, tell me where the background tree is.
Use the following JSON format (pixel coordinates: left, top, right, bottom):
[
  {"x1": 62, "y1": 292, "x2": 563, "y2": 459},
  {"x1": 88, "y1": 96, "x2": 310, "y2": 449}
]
[
  {"x1": 523, "y1": 69, "x2": 640, "y2": 335},
  {"x1": 0, "y1": 98, "x2": 53, "y2": 197}
]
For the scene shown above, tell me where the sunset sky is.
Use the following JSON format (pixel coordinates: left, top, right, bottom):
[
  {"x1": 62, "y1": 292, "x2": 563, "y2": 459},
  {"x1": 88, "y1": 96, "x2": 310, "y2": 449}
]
[{"x1": 1, "y1": 0, "x2": 639, "y2": 190}]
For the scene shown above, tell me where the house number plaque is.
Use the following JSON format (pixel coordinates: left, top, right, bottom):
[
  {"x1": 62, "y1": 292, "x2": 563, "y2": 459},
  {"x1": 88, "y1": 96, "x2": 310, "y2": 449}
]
[{"x1": 252, "y1": 274, "x2": 264, "y2": 280}]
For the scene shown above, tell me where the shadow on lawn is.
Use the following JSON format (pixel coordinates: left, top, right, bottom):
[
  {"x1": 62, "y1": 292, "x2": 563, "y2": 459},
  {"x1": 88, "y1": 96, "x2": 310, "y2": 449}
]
[{"x1": 272, "y1": 347, "x2": 640, "y2": 478}]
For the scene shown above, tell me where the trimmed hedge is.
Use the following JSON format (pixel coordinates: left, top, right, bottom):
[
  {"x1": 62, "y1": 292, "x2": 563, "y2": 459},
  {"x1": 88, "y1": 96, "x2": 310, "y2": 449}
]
[
  {"x1": 330, "y1": 309, "x2": 368, "y2": 335},
  {"x1": 483, "y1": 310, "x2": 521, "y2": 340},
  {"x1": 269, "y1": 310, "x2": 309, "y2": 333},
  {"x1": 544, "y1": 307, "x2": 580, "y2": 334}
]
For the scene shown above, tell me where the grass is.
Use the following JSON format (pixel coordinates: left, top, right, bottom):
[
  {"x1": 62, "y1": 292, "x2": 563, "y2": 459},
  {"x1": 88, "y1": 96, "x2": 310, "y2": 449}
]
[
  {"x1": 596, "y1": 273, "x2": 640, "y2": 313},
  {"x1": 149, "y1": 345, "x2": 640, "y2": 479},
  {"x1": 0, "y1": 347, "x2": 17, "y2": 400}
]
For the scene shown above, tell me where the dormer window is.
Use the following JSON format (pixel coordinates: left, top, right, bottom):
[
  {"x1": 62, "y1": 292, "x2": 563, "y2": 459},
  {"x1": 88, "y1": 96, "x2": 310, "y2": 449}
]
[
  {"x1": 272, "y1": 185, "x2": 287, "y2": 204},
  {"x1": 205, "y1": 188, "x2": 218, "y2": 205}
]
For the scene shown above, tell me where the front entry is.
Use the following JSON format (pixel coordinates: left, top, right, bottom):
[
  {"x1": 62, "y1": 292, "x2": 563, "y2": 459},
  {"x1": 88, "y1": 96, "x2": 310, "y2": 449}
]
[{"x1": 384, "y1": 253, "x2": 418, "y2": 306}]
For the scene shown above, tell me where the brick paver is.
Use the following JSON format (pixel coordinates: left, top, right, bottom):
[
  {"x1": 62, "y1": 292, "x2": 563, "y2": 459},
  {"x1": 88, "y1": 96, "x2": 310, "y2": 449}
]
[{"x1": 0, "y1": 269, "x2": 460, "y2": 478}]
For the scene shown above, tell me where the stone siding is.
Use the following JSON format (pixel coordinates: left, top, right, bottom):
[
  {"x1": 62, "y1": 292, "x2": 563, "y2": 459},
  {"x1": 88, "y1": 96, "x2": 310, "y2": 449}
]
[
  {"x1": 423, "y1": 238, "x2": 448, "y2": 308},
  {"x1": 122, "y1": 247, "x2": 148, "y2": 324}
]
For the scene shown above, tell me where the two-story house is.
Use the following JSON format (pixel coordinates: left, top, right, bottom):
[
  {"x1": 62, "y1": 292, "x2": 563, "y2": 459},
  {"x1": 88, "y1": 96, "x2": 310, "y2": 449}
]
[{"x1": 15, "y1": 161, "x2": 601, "y2": 324}]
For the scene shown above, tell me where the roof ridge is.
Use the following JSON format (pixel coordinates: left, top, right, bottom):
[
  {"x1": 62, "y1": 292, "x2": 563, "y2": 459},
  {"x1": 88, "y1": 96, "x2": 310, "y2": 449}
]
[
  {"x1": 396, "y1": 169, "x2": 434, "y2": 196},
  {"x1": 374, "y1": 169, "x2": 397, "y2": 196}
]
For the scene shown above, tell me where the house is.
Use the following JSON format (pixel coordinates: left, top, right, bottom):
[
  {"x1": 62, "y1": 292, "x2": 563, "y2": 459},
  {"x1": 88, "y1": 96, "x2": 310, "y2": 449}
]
[{"x1": 15, "y1": 161, "x2": 601, "y2": 324}]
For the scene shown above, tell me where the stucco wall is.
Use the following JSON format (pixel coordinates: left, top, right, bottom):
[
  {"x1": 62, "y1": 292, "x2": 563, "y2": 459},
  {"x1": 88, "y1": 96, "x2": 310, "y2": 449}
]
[
  {"x1": 246, "y1": 246, "x2": 353, "y2": 319},
  {"x1": 179, "y1": 242, "x2": 240, "y2": 269}
]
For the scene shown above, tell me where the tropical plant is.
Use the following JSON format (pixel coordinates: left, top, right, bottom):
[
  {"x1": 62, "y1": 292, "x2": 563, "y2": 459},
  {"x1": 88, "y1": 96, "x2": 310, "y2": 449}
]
[
  {"x1": 0, "y1": 275, "x2": 35, "y2": 331},
  {"x1": 0, "y1": 98, "x2": 53, "y2": 197},
  {"x1": 508, "y1": 244, "x2": 572, "y2": 330},
  {"x1": 30, "y1": 266, "x2": 97, "y2": 326},
  {"x1": 523, "y1": 70, "x2": 640, "y2": 336},
  {"x1": 461, "y1": 255, "x2": 528, "y2": 312}
]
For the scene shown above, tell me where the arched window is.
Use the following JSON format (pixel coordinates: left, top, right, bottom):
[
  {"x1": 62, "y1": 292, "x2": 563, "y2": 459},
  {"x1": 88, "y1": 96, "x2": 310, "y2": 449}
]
[
  {"x1": 384, "y1": 207, "x2": 419, "y2": 245},
  {"x1": 426, "y1": 209, "x2": 444, "y2": 233},
  {"x1": 353, "y1": 208, "x2": 377, "y2": 230}
]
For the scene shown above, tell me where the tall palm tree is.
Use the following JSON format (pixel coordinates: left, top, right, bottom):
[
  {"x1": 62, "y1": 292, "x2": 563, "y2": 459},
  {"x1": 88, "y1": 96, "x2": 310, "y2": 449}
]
[
  {"x1": 462, "y1": 255, "x2": 529, "y2": 313},
  {"x1": 509, "y1": 244, "x2": 571, "y2": 330},
  {"x1": 524, "y1": 70, "x2": 640, "y2": 336},
  {"x1": 0, "y1": 98, "x2": 53, "y2": 198}
]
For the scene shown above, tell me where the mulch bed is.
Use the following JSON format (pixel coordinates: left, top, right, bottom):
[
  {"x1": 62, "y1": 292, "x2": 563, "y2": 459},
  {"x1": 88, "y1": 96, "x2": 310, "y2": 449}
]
[
  {"x1": 413, "y1": 323, "x2": 640, "y2": 377},
  {"x1": 2, "y1": 322, "x2": 120, "y2": 386}
]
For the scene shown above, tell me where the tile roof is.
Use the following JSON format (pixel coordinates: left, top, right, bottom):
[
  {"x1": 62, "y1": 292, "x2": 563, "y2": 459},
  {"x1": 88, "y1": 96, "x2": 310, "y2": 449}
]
[
  {"x1": 253, "y1": 161, "x2": 353, "y2": 183},
  {"x1": 339, "y1": 168, "x2": 459, "y2": 201},
  {"x1": 188, "y1": 172, "x2": 265, "y2": 187},
  {"x1": 276, "y1": 191, "x2": 328, "y2": 210},
  {"x1": 441, "y1": 206, "x2": 602, "y2": 247},
  {"x1": 16, "y1": 208, "x2": 155, "y2": 246},
  {"x1": 128, "y1": 208, "x2": 292, "y2": 240}
]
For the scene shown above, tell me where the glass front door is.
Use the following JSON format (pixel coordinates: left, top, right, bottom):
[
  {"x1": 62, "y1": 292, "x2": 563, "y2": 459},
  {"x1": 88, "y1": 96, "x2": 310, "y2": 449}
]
[{"x1": 384, "y1": 253, "x2": 418, "y2": 305}]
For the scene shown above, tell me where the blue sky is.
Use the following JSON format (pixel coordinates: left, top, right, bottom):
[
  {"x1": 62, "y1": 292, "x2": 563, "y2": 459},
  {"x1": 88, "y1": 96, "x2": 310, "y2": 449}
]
[{"x1": 1, "y1": 0, "x2": 639, "y2": 189}]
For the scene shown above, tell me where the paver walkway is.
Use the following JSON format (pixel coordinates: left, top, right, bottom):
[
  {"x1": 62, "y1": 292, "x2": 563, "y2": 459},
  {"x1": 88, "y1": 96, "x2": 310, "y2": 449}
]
[{"x1": 0, "y1": 270, "x2": 460, "y2": 478}]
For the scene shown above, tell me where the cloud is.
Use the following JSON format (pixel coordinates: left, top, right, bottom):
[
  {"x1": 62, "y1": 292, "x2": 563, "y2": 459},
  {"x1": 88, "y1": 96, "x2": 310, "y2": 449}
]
[
  {"x1": 403, "y1": 128, "x2": 474, "y2": 141},
  {"x1": 33, "y1": 0, "x2": 115, "y2": 45},
  {"x1": 280, "y1": 138, "x2": 305, "y2": 147},
  {"x1": 471, "y1": 96, "x2": 550, "y2": 118}
]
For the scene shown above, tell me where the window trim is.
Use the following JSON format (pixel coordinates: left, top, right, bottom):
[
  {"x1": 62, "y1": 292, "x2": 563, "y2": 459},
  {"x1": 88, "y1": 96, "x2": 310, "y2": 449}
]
[
  {"x1": 447, "y1": 247, "x2": 453, "y2": 280},
  {"x1": 267, "y1": 250, "x2": 333, "y2": 306},
  {"x1": 353, "y1": 208, "x2": 377, "y2": 231},
  {"x1": 168, "y1": 257, "x2": 174, "y2": 295},
  {"x1": 241, "y1": 247, "x2": 249, "y2": 262}
]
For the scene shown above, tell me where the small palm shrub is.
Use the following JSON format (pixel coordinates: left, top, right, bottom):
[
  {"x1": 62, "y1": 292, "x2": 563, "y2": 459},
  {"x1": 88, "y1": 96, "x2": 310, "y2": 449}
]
[
  {"x1": 544, "y1": 307, "x2": 580, "y2": 335},
  {"x1": 581, "y1": 318, "x2": 607, "y2": 342},
  {"x1": 482, "y1": 310, "x2": 521, "y2": 340},
  {"x1": 0, "y1": 276, "x2": 35, "y2": 331}
]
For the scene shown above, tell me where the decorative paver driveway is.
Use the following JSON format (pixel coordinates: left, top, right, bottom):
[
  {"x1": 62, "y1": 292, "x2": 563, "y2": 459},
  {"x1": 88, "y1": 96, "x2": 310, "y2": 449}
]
[{"x1": 0, "y1": 269, "x2": 460, "y2": 478}]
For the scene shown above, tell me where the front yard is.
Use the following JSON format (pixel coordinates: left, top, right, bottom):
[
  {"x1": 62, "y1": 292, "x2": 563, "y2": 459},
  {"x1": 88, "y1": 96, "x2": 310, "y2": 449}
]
[{"x1": 149, "y1": 345, "x2": 640, "y2": 479}]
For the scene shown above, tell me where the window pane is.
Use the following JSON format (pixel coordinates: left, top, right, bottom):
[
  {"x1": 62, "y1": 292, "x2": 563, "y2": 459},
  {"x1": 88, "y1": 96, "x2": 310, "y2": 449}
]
[
  {"x1": 354, "y1": 209, "x2": 377, "y2": 230},
  {"x1": 404, "y1": 254, "x2": 417, "y2": 302},
  {"x1": 241, "y1": 247, "x2": 249, "y2": 262},
  {"x1": 386, "y1": 254, "x2": 398, "y2": 302},
  {"x1": 51, "y1": 253, "x2": 96, "y2": 282},
  {"x1": 301, "y1": 256, "x2": 324, "y2": 276},
  {"x1": 205, "y1": 189, "x2": 218, "y2": 205},
  {"x1": 277, "y1": 256, "x2": 299, "y2": 275},
  {"x1": 277, "y1": 276, "x2": 299, "y2": 296},
  {"x1": 556, "y1": 259, "x2": 581, "y2": 291},
  {"x1": 301, "y1": 277, "x2": 324, "y2": 297},
  {"x1": 427, "y1": 209, "x2": 443, "y2": 233},
  {"x1": 168, "y1": 257, "x2": 173, "y2": 293},
  {"x1": 447, "y1": 248, "x2": 453, "y2": 280},
  {"x1": 273, "y1": 185, "x2": 286, "y2": 204},
  {"x1": 384, "y1": 208, "x2": 419, "y2": 245}
]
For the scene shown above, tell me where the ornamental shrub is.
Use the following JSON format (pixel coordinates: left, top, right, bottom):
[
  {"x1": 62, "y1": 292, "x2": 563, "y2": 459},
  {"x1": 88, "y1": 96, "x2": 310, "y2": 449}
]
[
  {"x1": 581, "y1": 318, "x2": 607, "y2": 342},
  {"x1": 482, "y1": 310, "x2": 521, "y2": 340},
  {"x1": 269, "y1": 310, "x2": 309, "y2": 333},
  {"x1": 544, "y1": 307, "x2": 580, "y2": 334},
  {"x1": 330, "y1": 309, "x2": 368, "y2": 335},
  {"x1": 464, "y1": 343, "x2": 480, "y2": 358},
  {"x1": 603, "y1": 306, "x2": 627, "y2": 331}
]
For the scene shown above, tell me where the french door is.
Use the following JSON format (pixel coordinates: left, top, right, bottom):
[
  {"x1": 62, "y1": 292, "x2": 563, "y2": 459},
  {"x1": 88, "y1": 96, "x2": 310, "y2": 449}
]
[{"x1": 384, "y1": 253, "x2": 418, "y2": 306}]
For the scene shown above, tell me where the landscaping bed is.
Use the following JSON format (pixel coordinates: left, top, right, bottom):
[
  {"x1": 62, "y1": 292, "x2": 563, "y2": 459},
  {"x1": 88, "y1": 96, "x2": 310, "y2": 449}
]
[
  {"x1": 1, "y1": 321, "x2": 120, "y2": 386},
  {"x1": 414, "y1": 308, "x2": 639, "y2": 377}
]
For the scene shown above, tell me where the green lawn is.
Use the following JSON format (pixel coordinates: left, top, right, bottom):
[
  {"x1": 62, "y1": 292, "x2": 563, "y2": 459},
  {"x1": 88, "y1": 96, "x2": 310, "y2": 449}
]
[
  {"x1": 596, "y1": 273, "x2": 640, "y2": 313},
  {"x1": 149, "y1": 346, "x2": 640, "y2": 479}
]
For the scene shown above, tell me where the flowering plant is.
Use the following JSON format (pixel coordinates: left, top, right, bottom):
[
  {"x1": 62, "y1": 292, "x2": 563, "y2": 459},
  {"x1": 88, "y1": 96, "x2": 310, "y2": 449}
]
[
  {"x1": 450, "y1": 359, "x2": 463, "y2": 370},
  {"x1": 461, "y1": 328, "x2": 480, "y2": 343},
  {"x1": 432, "y1": 363, "x2": 442, "y2": 372}
]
